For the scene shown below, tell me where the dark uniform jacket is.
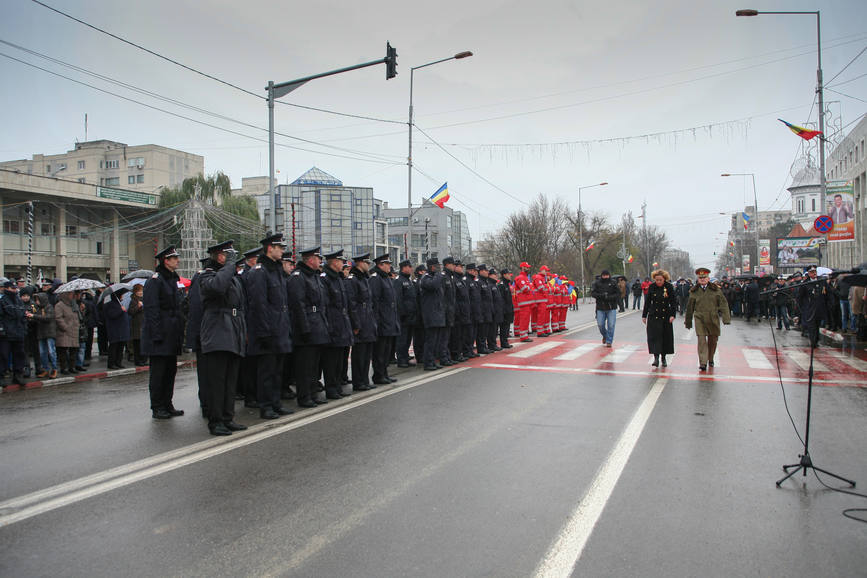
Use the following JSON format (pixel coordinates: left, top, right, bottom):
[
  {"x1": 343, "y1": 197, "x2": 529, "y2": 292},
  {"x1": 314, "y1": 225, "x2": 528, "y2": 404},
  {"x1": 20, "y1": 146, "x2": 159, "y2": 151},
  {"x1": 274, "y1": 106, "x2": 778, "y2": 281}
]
[
  {"x1": 104, "y1": 294, "x2": 131, "y2": 343},
  {"x1": 797, "y1": 278, "x2": 828, "y2": 323},
  {"x1": 454, "y1": 274, "x2": 471, "y2": 322},
  {"x1": 498, "y1": 281, "x2": 514, "y2": 321},
  {"x1": 745, "y1": 281, "x2": 760, "y2": 304},
  {"x1": 323, "y1": 265, "x2": 353, "y2": 348},
  {"x1": 244, "y1": 255, "x2": 292, "y2": 355},
  {"x1": 395, "y1": 272, "x2": 418, "y2": 326},
  {"x1": 141, "y1": 265, "x2": 185, "y2": 356},
  {"x1": 288, "y1": 262, "x2": 331, "y2": 346},
  {"x1": 347, "y1": 267, "x2": 378, "y2": 343},
  {"x1": 467, "y1": 276, "x2": 482, "y2": 323},
  {"x1": 491, "y1": 279, "x2": 504, "y2": 324},
  {"x1": 442, "y1": 269, "x2": 456, "y2": 326},
  {"x1": 128, "y1": 294, "x2": 144, "y2": 339},
  {"x1": 420, "y1": 270, "x2": 446, "y2": 328},
  {"x1": 33, "y1": 293, "x2": 56, "y2": 340},
  {"x1": 479, "y1": 276, "x2": 494, "y2": 323},
  {"x1": 642, "y1": 282, "x2": 677, "y2": 320},
  {"x1": 591, "y1": 277, "x2": 620, "y2": 311},
  {"x1": 368, "y1": 265, "x2": 400, "y2": 337},
  {"x1": 0, "y1": 291, "x2": 27, "y2": 341},
  {"x1": 184, "y1": 270, "x2": 205, "y2": 351},
  {"x1": 199, "y1": 259, "x2": 247, "y2": 356}
]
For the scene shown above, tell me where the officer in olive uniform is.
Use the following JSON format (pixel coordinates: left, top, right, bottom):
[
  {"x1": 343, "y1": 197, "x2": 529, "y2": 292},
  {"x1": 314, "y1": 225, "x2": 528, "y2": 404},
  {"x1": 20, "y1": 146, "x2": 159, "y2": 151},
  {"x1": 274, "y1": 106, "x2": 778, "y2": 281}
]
[
  {"x1": 465, "y1": 263, "x2": 483, "y2": 357},
  {"x1": 321, "y1": 249, "x2": 353, "y2": 399},
  {"x1": 420, "y1": 257, "x2": 446, "y2": 370},
  {"x1": 453, "y1": 260, "x2": 473, "y2": 360},
  {"x1": 347, "y1": 253, "x2": 378, "y2": 390},
  {"x1": 142, "y1": 246, "x2": 187, "y2": 419},
  {"x1": 440, "y1": 256, "x2": 457, "y2": 366},
  {"x1": 288, "y1": 246, "x2": 331, "y2": 408},
  {"x1": 395, "y1": 259, "x2": 418, "y2": 367},
  {"x1": 198, "y1": 240, "x2": 248, "y2": 435},
  {"x1": 489, "y1": 268, "x2": 504, "y2": 350},
  {"x1": 477, "y1": 264, "x2": 495, "y2": 353},
  {"x1": 245, "y1": 233, "x2": 293, "y2": 419},
  {"x1": 412, "y1": 264, "x2": 427, "y2": 365},
  {"x1": 185, "y1": 255, "x2": 210, "y2": 417},
  {"x1": 369, "y1": 254, "x2": 400, "y2": 384},
  {"x1": 498, "y1": 268, "x2": 515, "y2": 349}
]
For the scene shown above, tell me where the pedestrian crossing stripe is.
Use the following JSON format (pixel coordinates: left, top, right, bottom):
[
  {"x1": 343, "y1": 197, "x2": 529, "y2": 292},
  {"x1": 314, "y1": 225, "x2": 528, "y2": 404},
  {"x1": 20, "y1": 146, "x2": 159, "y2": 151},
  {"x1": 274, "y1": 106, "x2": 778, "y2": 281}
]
[
  {"x1": 742, "y1": 348, "x2": 773, "y2": 370},
  {"x1": 600, "y1": 344, "x2": 640, "y2": 363},
  {"x1": 554, "y1": 343, "x2": 602, "y2": 361},
  {"x1": 508, "y1": 341, "x2": 565, "y2": 359},
  {"x1": 784, "y1": 350, "x2": 829, "y2": 372}
]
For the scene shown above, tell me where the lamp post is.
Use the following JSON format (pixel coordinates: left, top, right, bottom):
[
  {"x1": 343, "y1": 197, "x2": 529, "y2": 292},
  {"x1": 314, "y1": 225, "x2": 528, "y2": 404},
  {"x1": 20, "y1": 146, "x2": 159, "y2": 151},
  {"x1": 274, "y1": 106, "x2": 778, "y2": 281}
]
[
  {"x1": 736, "y1": 9, "x2": 825, "y2": 212},
  {"x1": 578, "y1": 182, "x2": 608, "y2": 302},
  {"x1": 407, "y1": 51, "x2": 472, "y2": 262},
  {"x1": 722, "y1": 173, "x2": 759, "y2": 273}
]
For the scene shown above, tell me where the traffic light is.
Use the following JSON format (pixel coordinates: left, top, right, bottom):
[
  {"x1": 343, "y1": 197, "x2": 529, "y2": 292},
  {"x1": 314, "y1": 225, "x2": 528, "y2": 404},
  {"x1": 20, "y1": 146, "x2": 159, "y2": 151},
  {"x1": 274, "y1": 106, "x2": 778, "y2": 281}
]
[{"x1": 386, "y1": 42, "x2": 398, "y2": 79}]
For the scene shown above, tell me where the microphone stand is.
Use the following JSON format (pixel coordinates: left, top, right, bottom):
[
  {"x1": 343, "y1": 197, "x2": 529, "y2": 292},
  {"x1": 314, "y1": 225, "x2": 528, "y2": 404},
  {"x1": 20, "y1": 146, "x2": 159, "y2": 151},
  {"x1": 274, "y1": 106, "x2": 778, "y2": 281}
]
[{"x1": 762, "y1": 278, "x2": 857, "y2": 488}]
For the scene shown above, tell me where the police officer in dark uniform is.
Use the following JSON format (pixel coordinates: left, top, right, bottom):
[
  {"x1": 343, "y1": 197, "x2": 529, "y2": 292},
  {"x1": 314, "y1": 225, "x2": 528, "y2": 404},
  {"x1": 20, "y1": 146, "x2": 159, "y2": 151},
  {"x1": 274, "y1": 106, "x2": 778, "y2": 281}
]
[
  {"x1": 498, "y1": 268, "x2": 515, "y2": 349},
  {"x1": 237, "y1": 250, "x2": 260, "y2": 407},
  {"x1": 0, "y1": 279, "x2": 29, "y2": 388},
  {"x1": 340, "y1": 258, "x2": 352, "y2": 385},
  {"x1": 369, "y1": 254, "x2": 400, "y2": 384},
  {"x1": 465, "y1": 263, "x2": 483, "y2": 357},
  {"x1": 288, "y1": 246, "x2": 330, "y2": 407},
  {"x1": 347, "y1": 253, "x2": 377, "y2": 390},
  {"x1": 797, "y1": 266, "x2": 829, "y2": 347},
  {"x1": 321, "y1": 249, "x2": 353, "y2": 399},
  {"x1": 185, "y1": 255, "x2": 210, "y2": 417},
  {"x1": 198, "y1": 240, "x2": 248, "y2": 435},
  {"x1": 280, "y1": 254, "x2": 298, "y2": 402},
  {"x1": 412, "y1": 264, "x2": 427, "y2": 365},
  {"x1": 142, "y1": 246, "x2": 186, "y2": 419},
  {"x1": 453, "y1": 260, "x2": 472, "y2": 360},
  {"x1": 489, "y1": 268, "x2": 504, "y2": 350},
  {"x1": 420, "y1": 257, "x2": 446, "y2": 370},
  {"x1": 440, "y1": 256, "x2": 457, "y2": 367},
  {"x1": 244, "y1": 233, "x2": 293, "y2": 419},
  {"x1": 394, "y1": 259, "x2": 418, "y2": 368},
  {"x1": 477, "y1": 264, "x2": 494, "y2": 353}
]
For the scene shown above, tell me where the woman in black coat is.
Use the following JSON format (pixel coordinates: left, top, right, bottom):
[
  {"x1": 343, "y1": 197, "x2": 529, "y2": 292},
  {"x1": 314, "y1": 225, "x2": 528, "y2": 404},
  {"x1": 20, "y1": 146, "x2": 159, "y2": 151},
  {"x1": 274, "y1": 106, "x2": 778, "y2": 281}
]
[
  {"x1": 104, "y1": 292, "x2": 130, "y2": 369},
  {"x1": 642, "y1": 269, "x2": 678, "y2": 367}
]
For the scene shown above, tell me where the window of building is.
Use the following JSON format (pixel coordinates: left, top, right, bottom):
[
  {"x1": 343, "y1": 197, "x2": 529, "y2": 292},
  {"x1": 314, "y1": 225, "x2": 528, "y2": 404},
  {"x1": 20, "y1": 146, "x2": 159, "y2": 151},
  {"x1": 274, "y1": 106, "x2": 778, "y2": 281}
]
[
  {"x1": 3, "y1": 220, "x2": 21, "y2": 234},
  {"x1": 811, "y1": 198, "x2": 816, "y2": 211},
  {"x1": 331, "y1": 219, "x2": 342, "y2": 227},
  {"x1": 447, "y1": 215, "x2": 452, "y2": 229},
  {"x1": 40, "y1": 223, "x2": 55, "y2": 235},
  {"x1": 78, "y1": 160, "x2": 85, "y2": 170},
  {"x1": 96, "y1": 241, "x2": 103, "y2": 254},
  {"x1": 99, "y1": 160, "x2": 103, "y2": 169},
  {"x1": 127, "y1": 157, "x2": 145, "y2": 168},
  {"x1": 354, "y1": 222, "x2": 363, "y2": 230},
  {"x1": 128, "y1": 175, "x2": 136, "y2": 184},
  {"x1": 106, "y1": 159, "x2": 119, "y2": 169},
  {"x1": 797, "y1": 198, "x2": 805, "y2": 213},
  {"x1": 78, "y1": 178, "x2": 85, "y2": 184},
  {"x1": 447, "y1": 234, "x2": 452, "y2": 246},
  {"x1": 65, "y1": 225, "x2": 78, "y2": 237},
  {"x1": 46, "y1": 164, "x2": 51, "y2": 173},
  {"x1": 105, "y1": 177, "x2": 119, "y2": 186},
  {"x1": 136, "y1": 174, "x2": 144, "y2": 184}
]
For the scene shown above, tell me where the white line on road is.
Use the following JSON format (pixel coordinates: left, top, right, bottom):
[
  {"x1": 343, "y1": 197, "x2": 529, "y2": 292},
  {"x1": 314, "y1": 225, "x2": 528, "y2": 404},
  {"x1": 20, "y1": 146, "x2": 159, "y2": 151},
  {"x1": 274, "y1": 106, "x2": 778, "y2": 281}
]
[
  {"x1": 785, "y1": 350, "x2": 829, "y2": 372},
  {"x1": 554, "y1": 343, "x2": 602, "y2": 361},
  {"x1": 600, "y1": 344, "x2": 640, "y2": 363},
  {"x1": 742, "y1": 348, "x2": 773, "y2": 370},
  {"x1": 508, "y1": 341, "x2": 565, "y2": 358},
  {"x1": 0, "y1": 368, "x2": 469, "y2": 528},
  {"x1": 824, "y1": 351, "x2": 867, "y2": 372},
  {"x1": 533, "y1": 378, "x2": 668, "y2": 578}
]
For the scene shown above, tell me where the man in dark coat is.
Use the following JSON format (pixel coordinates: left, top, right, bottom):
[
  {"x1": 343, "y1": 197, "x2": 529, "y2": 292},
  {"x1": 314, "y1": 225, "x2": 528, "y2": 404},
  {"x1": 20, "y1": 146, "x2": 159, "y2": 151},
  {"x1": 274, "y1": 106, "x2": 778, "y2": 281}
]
[
  {"x1": 245, "y1": 233, "x2": 294, "y2": 419},
  {"x1": 489, "y1": 269, "x2": 505, "y2": 350},
  {"x1": 591, "y1": 269, "x2": 620, "y2": 347},
  {"x1": 745, "y1": 279, "x2": 760, "y2": 322},
  {"x1": 368, "y1": 254, "x2": 400, "y2": 384},
  {"x1": 477, "y1": 264, "x2": 495, "y2": 353},
  {"x1": 322, "y1": 249, "x2": 353, "y2": 399},
  {"x1": 198, "y1": 240, "x2": 248, "y2": 435},
  {"x1": 440, "y1": 256, "x2": 457, "y2": 366},
  {"x1": 288, "y1": 246, "x2": 331, "y2": 408},
  {"x1": 419, "y1": 257, "x2": 446, "y2": 370},
  {"x1": 797, "y1": 266, "x2": 828, "y2": 347},
  {"x1": 466, "y1": 264, "x2": 483, "y2": 355},
  {"x1": 0, "y1": 280, "x2": 30, "y2": 387},
  {"x1": 412, "y1": 264, "x2": 427, "y2": 365},
  {"x1": 453, "y1": 260, "x2": 473, "y2": 360},
  {"x1": 498, "y1": 268, "x2": 515, "y2": 349},
  {"x1": 104, "y1": 288, "x2": 130, "y2": 370},
  {"x1": 142, "y1": 246, "x2": 186, "y2": 419},
  {"x1": 394, "y1": 259, "x2": 418, "y2": 368},
  {"x1": 347, "y1": 254, "x2": 377, "y2": 391}
]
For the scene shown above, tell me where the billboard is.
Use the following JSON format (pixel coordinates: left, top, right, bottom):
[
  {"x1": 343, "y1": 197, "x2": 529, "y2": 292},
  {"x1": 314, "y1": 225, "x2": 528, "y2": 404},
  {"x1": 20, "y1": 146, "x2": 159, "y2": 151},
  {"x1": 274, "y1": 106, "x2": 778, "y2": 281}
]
[
  {"x1": 759, "y1": 239, "x2": 771, "y2": 266},
  {"x1": 825, "y1": 180, "x2": 855, "y2": 242},
  {"x1": 741, "y1": 254, "x2": 750, "y2": 271},
  {"x1": 776, "y1": 236, "x2": 825, "y2": 267}
]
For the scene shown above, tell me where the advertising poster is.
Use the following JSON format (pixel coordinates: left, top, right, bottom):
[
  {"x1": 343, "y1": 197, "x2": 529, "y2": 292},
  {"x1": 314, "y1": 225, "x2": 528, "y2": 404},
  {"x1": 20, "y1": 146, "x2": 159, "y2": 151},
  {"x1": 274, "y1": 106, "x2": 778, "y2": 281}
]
[
  {"x1": 759, "y1": 239, "x2": 771, "y2": 266},
  {"x1": 776, "y1": 236, "x2": 825, "y2": 267},
  {"x1": 825, "y1": 180, "x2": 855, "y2": 242},
  {"x1": 741, "y1": 254, "x2": 750, "y2": 271}
]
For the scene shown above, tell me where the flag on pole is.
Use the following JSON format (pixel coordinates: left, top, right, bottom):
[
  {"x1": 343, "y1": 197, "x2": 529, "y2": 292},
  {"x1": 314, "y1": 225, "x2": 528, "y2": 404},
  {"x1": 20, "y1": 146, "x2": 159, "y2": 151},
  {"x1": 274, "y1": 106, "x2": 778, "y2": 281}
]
[
  {"x1": 652, "y1": 261, "x2": 659, "y2": 268},
  {"x1": 627, "y1": 255, "x2": 634, "y2": 263},
  {"x1": 729, "y1": 240, "x2": 735, "y2": 247},
  {"x1": 585, "y1": 238, "x2": 596, "y2": 252},
  {"x1": 778, "y1": 119, "x2": 822, "y2": 141},
  {"x1": 741, "y1": 212, "x2": 751, "y2": 231},
  {"x1": 429, "y1": 182, "x2": 450, "y2": 208}
]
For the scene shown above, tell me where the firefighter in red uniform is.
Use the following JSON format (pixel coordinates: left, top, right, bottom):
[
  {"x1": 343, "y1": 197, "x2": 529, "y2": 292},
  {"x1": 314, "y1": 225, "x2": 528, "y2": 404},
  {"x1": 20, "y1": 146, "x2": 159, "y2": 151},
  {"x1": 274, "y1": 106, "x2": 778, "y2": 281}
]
[
  {"x1": 514, "y1": 262, "x2": 534, "y2": 342},
  {"x1": 533, "y1": 265, "x2": 551, "y2": 337},
  {"x1": 550, "y1": 274, "x2": 562, "y2": 332},
  {"x1": 558, "y1": 275, "x2": 570, "y2": 331}
]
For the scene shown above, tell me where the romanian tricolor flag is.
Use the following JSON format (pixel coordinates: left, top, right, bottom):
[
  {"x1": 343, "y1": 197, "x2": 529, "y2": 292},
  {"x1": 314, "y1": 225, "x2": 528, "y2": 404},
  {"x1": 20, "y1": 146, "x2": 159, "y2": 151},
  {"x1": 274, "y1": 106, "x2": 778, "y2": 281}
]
[
  {"x1": 741, "y1": 211, "x2": 751, "y2": 231},
  {"x1": 729, "y1": 240, "x2": 735, "y2": 247},
  {"x1": 429, "y1": 182, "x2": 450, "y2": 208},
  {"x1": 778, "y1": 119, "x2": 822, "y2": 141},
  {"x1": 585, "y1": 238, "x2": 596, "y2": 252},
  {"x1": 627, "y1": 255, "x2": 634, "y2": 263}
]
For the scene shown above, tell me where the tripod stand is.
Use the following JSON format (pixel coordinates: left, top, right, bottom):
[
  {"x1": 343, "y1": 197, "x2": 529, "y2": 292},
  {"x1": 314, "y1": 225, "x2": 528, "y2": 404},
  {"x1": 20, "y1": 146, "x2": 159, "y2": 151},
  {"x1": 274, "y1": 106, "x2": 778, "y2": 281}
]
[{"x1": 771, "y1": 281, "x2": 856, "y2": 488}]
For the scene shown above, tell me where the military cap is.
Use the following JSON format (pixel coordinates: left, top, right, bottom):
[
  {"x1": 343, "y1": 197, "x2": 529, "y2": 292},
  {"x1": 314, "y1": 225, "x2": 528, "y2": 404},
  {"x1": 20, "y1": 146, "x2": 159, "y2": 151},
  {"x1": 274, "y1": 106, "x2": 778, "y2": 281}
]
[
  {"x1": 207, "y1": 239, "x2": 234, "y2": 253},
  {"x1": 442, "y1": 256, "x2": 455, "y2": 266},
  {"x1": 415, "y1": 264, "x2": 427, "y2": 274},
  {"x1": 805, "y1": 265, "x2": 817, "y2": 272},
  {"x1": 600, "y1": 269, "x2": 611, "y2": 276},
  {"x1": 300, "y1": 246, "x2": 322, "y2": 258},
  {"x1": 281, "y1": 254, "x2": 296, "y2": 263},
  {"x1": 477, "y1": 263, "x2": 488, "y2": 271},
  {"x1": 260, "y1": 232, "x2": 287, "y2": 247},
  {"x1": 323, "y1": 248, "x2": 343, "y2": 260},
  {"x1": 199, "y1": 256, "x2": 210, "y2": 265},
  {"x1": 243, "y1": 247, "x2": 261, "y2": 259},
  {"x1": 454, "y1": 258, "x2": 463, "y2": 266},
  {"x1": 426, "y1": 257, "x2": 440, "y2": 267},
  {"x1": 466, "y1": 263, "x2": 477, "y2": 270},
  {"x1": 235, "y1": 257, "x2": 246, "y2": 267},
  {"x1": 155, "y1": 245, "x2": 179, "y2": 260},
  {"x1": 398, "y1": 259, "x2": 412, "y2": 269},
  {"x1": 352, "y1": 252, "x2": 371, "y2": 262},
  {"x1": 695, "y1": 267, "x2": 711, "y2": 277},
  {"x1": 2, "y1": 279, "x2": 15, "y2": 288},
  {"x1": 488, "y1": 268, "x2": 498, "y2": 275},
  {"x1": 342, "y1": 262, "x2": 351, "y2": 269},
  {"x1": 500, "y1": 268, "x2": 511, "y2": 275},
  {"x1": 374, "y1": 253, "x2": 391, "y2": 264}
]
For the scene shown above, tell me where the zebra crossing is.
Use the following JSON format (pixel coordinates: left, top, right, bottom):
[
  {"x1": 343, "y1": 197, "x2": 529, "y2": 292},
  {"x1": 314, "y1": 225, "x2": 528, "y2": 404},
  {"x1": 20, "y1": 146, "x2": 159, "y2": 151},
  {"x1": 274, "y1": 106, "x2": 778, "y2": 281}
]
[{"x1": 467, "y1": 338, "x2": 867, "y2": 386}]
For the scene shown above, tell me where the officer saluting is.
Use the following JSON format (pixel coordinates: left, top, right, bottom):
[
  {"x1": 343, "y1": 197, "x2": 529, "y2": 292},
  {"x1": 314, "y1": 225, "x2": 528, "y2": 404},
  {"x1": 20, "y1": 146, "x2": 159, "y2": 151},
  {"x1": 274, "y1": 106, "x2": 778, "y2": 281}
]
[
  {"x1": 321, "y1": 249, "x2": 353, "y2": 399},
  {"x1": 288, "y1": 246, "x2": 331, "y2": 408},
  {"x1": 347, "y1": 253, "x2": 377, "y2": 391},
  {"x1": 142, "y1": 245, "x2": 186, "y2": 419},
  {"x1": 245, "y1": 233, "x2": 293, "y2": 419},
  {"x1": 369, "y1": 254, "x2": 400, "y2": 384},
  {"x1": 420, "y1": 257, "x2": 446, "y2": 370},
  {"x1": 198, "y1": 240, "x2": 248, "y2": 436}
]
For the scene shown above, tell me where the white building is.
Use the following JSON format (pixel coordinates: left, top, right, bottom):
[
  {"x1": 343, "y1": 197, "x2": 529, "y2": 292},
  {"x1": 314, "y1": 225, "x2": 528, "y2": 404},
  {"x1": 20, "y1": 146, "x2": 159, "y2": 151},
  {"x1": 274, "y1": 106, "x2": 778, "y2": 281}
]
[{"x1": 824, "y1": 115, "x2": 867, "y2": 268}]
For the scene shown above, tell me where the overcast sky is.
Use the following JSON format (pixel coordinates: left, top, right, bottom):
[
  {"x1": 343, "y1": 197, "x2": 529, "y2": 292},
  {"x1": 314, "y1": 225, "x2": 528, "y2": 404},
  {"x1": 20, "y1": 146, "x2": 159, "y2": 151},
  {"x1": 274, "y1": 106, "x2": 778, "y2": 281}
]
[{"x1": 2, "y1": 0, "x2": 865, "y2": 269}]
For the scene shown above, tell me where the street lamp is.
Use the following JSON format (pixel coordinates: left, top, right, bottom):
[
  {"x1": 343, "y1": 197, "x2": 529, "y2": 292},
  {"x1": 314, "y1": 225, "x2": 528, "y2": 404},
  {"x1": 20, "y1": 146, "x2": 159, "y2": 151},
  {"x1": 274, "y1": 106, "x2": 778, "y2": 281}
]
[
  {"x1": 736, "y1": 9, "x2": 826, "y2": 212},
  {"x1": 407, "y1": 51, "x2": 472, "y2": 262},
  {"x1": 578, "y1": 182, "x2": 608, "y2": 302},
  {"x1": 722, "y1": 173, "x2": 759, "y2": 273}
]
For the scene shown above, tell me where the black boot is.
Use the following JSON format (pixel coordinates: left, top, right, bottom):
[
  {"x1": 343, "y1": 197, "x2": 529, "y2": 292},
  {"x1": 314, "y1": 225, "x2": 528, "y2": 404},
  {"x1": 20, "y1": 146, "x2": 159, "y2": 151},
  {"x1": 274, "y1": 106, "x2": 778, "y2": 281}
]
[
  {"x1": 661, "y1": 355, "x2": 667, "y2": 367},
  {"x1": 13, "y1": 372, "x2": 26, "y2": 386},
  {"x1": 652, "y1": 355, "x2": 659, "y2": 367}
]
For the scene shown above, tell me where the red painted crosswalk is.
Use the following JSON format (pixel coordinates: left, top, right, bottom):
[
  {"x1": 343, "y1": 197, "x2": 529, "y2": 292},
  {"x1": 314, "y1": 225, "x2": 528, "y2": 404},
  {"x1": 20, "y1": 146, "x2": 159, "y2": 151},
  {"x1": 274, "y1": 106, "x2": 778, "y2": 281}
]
[{"x1": 464, "y1": 339, "x2": 867, "y2": 387}]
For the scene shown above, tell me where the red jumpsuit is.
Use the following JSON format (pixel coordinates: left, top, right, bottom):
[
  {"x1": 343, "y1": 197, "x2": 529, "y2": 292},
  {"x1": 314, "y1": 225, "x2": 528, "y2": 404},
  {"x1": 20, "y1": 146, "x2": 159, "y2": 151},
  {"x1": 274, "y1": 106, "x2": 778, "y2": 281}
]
[
  {"x1": 514, "y1": 271, "x2": 533, "y2": 341},
  {"x1": 532, "y1": 273, "x2": 550, "y2": 336}
]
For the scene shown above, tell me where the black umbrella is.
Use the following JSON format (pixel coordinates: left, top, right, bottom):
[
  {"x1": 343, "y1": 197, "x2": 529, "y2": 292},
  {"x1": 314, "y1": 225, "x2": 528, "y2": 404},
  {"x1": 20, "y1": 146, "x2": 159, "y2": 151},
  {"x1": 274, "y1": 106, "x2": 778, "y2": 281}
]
[{"x1": 122, "y1": 269, "x2": 155, "y2": 282}]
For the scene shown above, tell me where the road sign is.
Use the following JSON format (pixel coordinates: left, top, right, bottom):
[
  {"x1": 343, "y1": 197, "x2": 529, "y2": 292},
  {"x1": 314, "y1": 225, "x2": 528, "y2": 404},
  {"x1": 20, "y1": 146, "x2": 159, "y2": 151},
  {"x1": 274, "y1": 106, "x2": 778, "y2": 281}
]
[{"x1": 814, "y1": 215, "x2": 833, "y2": 234}]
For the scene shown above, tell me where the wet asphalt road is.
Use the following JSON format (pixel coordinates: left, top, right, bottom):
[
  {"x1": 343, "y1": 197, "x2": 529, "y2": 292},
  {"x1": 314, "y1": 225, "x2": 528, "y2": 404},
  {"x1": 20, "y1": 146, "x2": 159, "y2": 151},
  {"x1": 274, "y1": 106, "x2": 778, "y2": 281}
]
[{"x1": 1, "y1": 308, "x2": 865, "y2": 577}]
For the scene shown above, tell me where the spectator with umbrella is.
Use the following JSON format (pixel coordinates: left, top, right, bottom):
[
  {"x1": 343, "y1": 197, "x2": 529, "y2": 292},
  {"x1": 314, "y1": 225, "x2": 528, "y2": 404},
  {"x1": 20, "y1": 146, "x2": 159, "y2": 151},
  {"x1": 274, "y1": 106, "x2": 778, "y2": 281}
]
[
  {"x1": 128, "y1": 283, "x2": 146, "y2": 366},
  {"x1": 103, "y1": 283, "x2": 132, "y2": 369},
  {"x1": 33, "y1": 290, "x2": 58, "y2": 379}
]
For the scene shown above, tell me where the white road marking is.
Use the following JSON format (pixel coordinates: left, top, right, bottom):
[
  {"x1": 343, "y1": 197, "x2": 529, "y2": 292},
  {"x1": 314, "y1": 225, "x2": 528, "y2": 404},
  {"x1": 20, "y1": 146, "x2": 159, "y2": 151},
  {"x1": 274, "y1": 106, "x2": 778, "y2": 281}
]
[
  {"x1": 533, "y1": 378, "x2": 668, "y2": 578},
  {"x1": 600, "y1": 344, "x2": 640, "y2": 363},
  {"x1": 742, "y1": 348, "x2": 773, "y2": 370},
  {"x1": 785, "y1": 350, "x2": 829, "y2": 371},
  {"x1": 554, "y1": 343, "x2": 602, "y2": 361},
  {"x1": 824, "y1": 351, "x2": 867, "y2": 372},
  {"x1": 0, "y1": 368, "x2": 470, "y2": 528},
  {"x1": 508, "y1": 341, "x2": 565, "y2": 359}
]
